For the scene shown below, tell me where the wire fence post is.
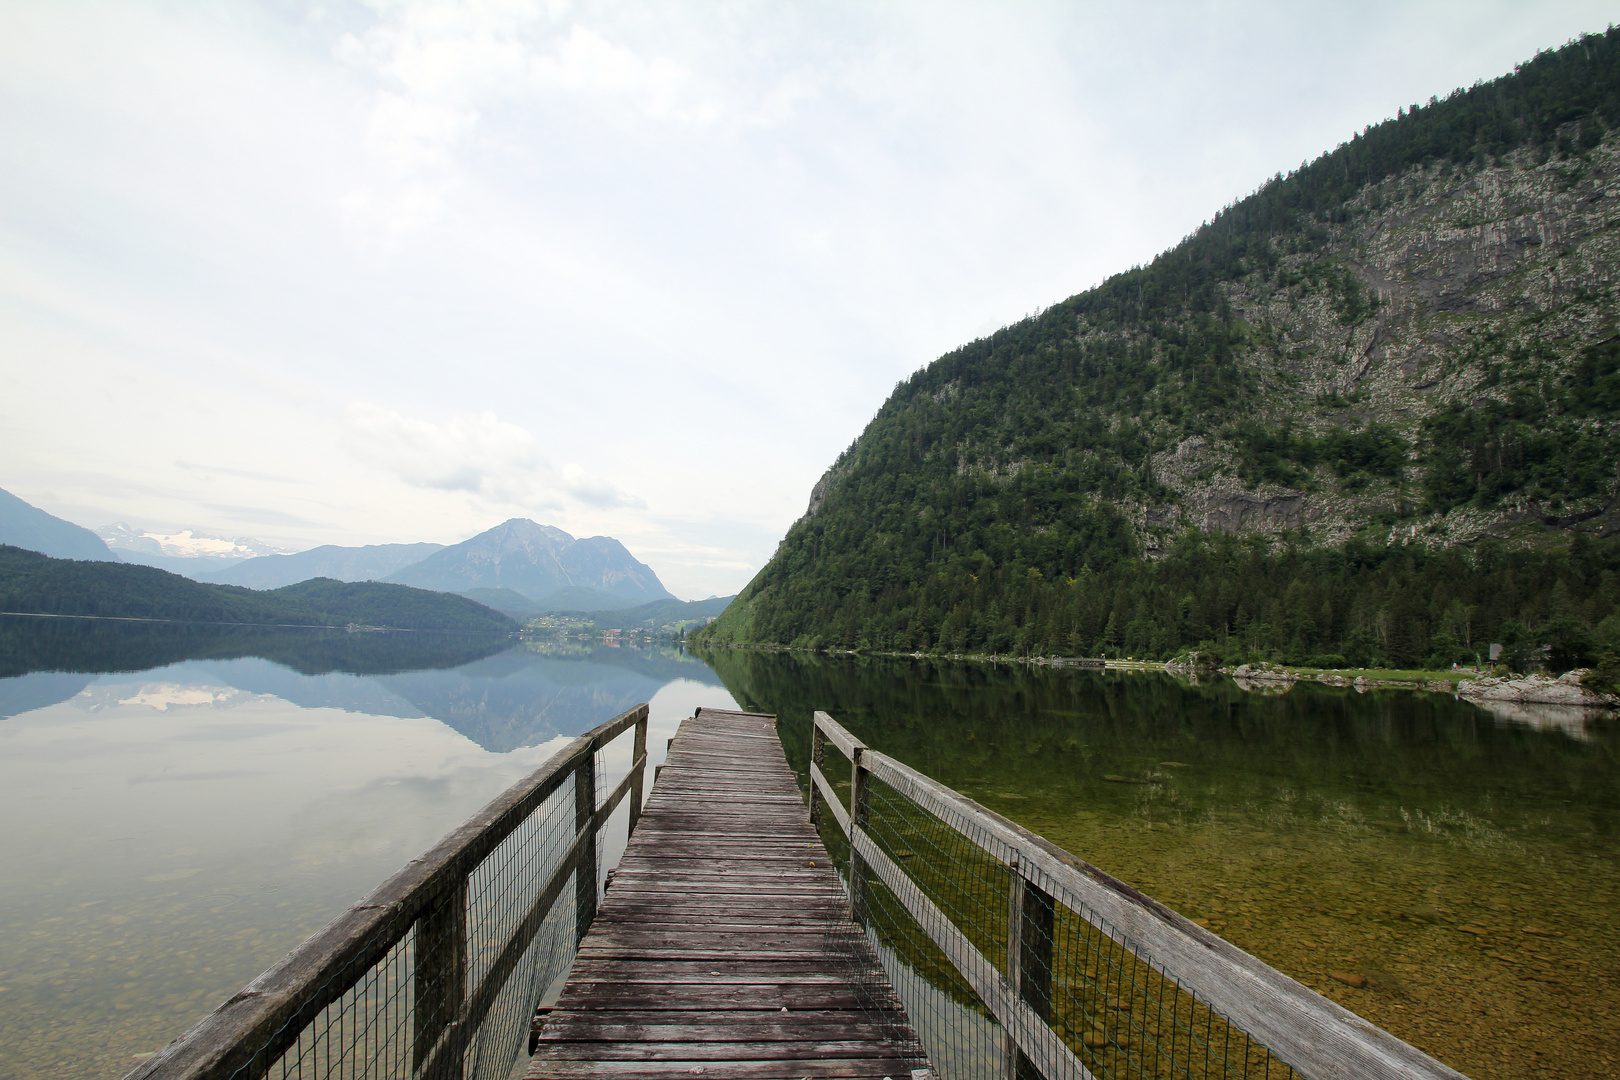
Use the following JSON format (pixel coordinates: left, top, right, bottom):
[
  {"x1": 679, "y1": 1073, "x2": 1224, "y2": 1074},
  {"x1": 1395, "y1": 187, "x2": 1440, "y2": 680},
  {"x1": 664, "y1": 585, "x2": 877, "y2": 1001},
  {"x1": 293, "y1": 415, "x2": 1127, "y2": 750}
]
[
  {"x1": 412, "y1": 880, "x2": 467, "y2": 1078},
  {"x1": 849, "y1": 746, "x2": 871, "y2": 924},
  {"x1": 573, "y1": 749, "x2": 598, "y2": 943},
  {"x1": 808, "y1": 722, "x2": 826, "y2": 828},
  {"x1": 1003, "y1": 858, "x2": 1024, "y2": 1080},
  {"x1": 628, "y1": 713, "x2": 648, "y2": 832},
  {"x1": 1016, "y1": 875, "x2": 1056, "y2": 1080}
]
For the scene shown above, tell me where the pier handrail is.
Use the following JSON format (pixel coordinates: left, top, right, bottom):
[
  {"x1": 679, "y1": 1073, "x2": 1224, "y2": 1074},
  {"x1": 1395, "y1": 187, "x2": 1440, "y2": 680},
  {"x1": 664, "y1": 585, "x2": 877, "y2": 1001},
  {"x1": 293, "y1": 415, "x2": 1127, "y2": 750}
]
[
  {"x1": 127, "y1": 703, "x2": 650, "y2": 1080},
  {"x1": 810, "y1": 709, "x2": 1467, "y2": 1080}
]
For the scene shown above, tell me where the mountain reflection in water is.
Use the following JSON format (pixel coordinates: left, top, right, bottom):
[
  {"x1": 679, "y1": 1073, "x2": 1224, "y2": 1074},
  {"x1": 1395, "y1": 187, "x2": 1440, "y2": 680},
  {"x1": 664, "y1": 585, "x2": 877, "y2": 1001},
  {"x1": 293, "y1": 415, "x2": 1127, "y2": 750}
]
[
  {"x1": 0, "y1": 616, "x2": 734, "y2": 1080},
  {"x1": 0, "y1": 615, "x2": 725, "y2": 751}
]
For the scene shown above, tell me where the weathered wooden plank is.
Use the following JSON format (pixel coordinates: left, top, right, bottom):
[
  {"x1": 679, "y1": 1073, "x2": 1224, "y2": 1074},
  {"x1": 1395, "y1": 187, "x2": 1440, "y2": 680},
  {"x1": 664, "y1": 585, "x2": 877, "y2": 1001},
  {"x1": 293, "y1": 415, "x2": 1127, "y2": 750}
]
[
  {"x1": 565, "y1": 960, "x2": 866, "y2": 981},
  {"x1": 587, "y1": 918, "x2": 842, "y2": 932},
  {"x1": 592, "y1": 898, "x2": 849, "y2": 913},
  {"x1": 591, "y1": 897, "x2": 851, "y2": 913},
  {"x1": 536, "y1": 1041, "x2": 915, "y2": 1061},
  {"x1": 536, "y1": 1014, "x2": 903, "y2": 1041},
  {"x1": 555, "y1": 986, "x2": 885, "y2": 1009},
  {"x1": 574, "y1": 947, "x2": 854, "y2": 963},
  {"x1": 528, "y1": 1058, "x2": 921, "y2": 1079},
  {"x1": 612, "y1": 868, "x2": 835, "y2": 882}
]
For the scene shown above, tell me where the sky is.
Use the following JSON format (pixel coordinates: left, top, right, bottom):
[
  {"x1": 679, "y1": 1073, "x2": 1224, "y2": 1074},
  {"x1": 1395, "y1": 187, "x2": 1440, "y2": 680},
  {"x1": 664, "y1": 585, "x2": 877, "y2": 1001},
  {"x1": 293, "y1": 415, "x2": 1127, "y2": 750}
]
[{"x1": 0, "y1": 1, "x2": 1613, "y2": 599}]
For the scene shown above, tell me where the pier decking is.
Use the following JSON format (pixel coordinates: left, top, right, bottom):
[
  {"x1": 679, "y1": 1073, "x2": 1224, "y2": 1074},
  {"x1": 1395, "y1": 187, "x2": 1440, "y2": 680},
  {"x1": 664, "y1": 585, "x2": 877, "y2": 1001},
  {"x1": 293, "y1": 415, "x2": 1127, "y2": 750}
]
[{"x1": 526, "y1": 708, "x2": 929, "y2": 1080}]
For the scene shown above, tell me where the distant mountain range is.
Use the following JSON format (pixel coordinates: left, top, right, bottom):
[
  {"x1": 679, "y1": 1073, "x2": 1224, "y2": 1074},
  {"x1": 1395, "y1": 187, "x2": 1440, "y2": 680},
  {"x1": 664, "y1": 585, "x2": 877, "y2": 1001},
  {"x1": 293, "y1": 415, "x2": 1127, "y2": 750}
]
[
  {"x1": 96, "y1": 522, "x2": 290, "y2": 576},
  {"x1": 208, "y1": 543, "x2": 446, "y2": 588},
  {"x1": 0, "y1": 489, "x2": 115, "y2": 561},
  {"x1": 0, "y1": 489, "x2": 683, "y2": 613},
  {"x1": 385, "y1": 519, "x2": 674, "y2": 605}
]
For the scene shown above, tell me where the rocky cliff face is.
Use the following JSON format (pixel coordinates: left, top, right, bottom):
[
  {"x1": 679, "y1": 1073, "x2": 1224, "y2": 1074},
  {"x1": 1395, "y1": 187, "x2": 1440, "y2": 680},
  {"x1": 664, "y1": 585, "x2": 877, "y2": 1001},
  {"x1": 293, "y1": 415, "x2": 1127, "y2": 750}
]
[{"x1": 1125, "y1": 139, "x2": 1620, "y2": 551}]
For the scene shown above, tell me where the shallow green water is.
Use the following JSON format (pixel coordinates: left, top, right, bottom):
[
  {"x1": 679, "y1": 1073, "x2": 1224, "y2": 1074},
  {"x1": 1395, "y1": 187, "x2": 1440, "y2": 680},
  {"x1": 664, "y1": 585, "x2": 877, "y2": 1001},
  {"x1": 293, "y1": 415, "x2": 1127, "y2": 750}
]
[{"x1": 701, "y1": 648, "x2": 1620, "y2": 1080}]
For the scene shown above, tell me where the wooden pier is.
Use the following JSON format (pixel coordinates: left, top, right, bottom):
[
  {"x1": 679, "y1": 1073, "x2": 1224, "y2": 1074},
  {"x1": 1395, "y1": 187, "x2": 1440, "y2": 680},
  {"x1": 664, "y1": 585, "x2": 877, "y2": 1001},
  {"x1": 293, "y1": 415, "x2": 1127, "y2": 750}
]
[{"x1": 527, "y1": 708, "x2": 929, "y2": 1080}]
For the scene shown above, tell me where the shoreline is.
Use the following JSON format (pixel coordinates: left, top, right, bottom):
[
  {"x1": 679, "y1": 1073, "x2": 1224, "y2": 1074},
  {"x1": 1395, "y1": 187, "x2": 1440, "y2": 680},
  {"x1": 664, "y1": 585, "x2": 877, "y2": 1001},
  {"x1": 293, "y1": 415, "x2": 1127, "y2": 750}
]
[{"x1": 688, "y1": 641, "x2": 1619, "y2": 708}]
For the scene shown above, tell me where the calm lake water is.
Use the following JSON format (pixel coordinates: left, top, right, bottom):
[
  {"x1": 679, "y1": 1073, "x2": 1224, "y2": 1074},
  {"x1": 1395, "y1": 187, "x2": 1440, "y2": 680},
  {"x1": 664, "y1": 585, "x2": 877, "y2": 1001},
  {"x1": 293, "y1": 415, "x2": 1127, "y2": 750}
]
[
  {"x1": 0, "y1": 616, "x2": 736, "y2": 1080},
  {"x1": 3, "y1": 619, "x2": 1617, "y2": 1080}
]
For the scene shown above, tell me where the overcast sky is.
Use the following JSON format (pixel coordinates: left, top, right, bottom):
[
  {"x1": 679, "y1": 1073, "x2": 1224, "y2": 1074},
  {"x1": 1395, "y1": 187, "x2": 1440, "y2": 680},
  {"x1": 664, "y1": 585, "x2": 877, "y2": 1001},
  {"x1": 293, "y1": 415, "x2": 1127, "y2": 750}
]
[{"x1": 1, "y1": 1, "x2": 1612, "y2": 598}]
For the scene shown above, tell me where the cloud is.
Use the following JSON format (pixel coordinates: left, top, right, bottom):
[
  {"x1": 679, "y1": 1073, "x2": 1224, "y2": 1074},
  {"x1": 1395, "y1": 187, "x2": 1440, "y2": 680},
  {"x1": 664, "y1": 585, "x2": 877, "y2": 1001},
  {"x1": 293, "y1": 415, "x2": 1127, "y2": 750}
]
[
  {"x1": 346, "y1": 402, "x2": 542, "y2": 491},
  {"x1": 559, "y1": 463, "x2": 646, "y2": 510},
  {"x1": 344, "y1": 402, "x2": 641, "y2": 510},
  {"x1": 177, "y1": 461, "x2": 304, "y2": 484},
  {"x1": 200, "y1": 504, "x2": 331, "y2": 529},
  {"x1": 332, "y1": 3, "x2": 714, "y2": 241}
]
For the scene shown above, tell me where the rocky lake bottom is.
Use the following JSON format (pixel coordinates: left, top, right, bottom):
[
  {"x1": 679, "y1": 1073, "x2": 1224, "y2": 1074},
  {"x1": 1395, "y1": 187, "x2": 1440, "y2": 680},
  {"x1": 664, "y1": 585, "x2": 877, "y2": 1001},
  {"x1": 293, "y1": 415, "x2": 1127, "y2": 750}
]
[{"x1": 704, "y1": 648, "x2": 1620, "y2": 1080}]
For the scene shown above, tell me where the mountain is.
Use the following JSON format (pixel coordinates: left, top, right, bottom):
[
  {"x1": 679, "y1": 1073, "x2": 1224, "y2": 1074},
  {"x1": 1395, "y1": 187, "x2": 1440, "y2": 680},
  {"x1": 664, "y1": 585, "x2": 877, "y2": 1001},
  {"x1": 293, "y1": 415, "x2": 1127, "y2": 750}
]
[
  {"x1": 0, "y1": 488, "x2": 115, "y2": 561},
  {"x1": 583, "y1": 595, "x2": 735, "y2": 634},
  {"x1": 0, "y1": 545, "x2": 517, "y2": 632},
  {"x1": 702, "y1": 30, "x2": 1620, "y2": 672},
  {"x1": 207, "y1": 542, "x2": 445, "y2": 588},
  {"x1": 461, "y1": 587, "x2": 548, "y2": 619},
  {"x1": 97, "y1": 522, "x2": 288, "y2": 577},
  {"x1": 533, "y1": 585, "x2": 647, "y2": 612},
  {"x1": 385, "y1": 519, "x2": 674, "y2": 603}
]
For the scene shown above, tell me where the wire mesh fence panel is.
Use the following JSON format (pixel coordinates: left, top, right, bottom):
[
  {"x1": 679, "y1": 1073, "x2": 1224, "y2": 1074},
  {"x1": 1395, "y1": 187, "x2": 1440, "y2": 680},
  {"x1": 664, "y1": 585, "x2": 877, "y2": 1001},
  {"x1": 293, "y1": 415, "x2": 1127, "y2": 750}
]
[
  {"x1": 129, "y1": 706, "x2": 649, "y2": 1080},
  {"x1": 253, "y1": 928, "x2": 417, "y2": 1080},
  {"x1": 251, "y1": 779, "x2": 593, "y2": 1080},
  {"x1": 816, "y1": 741, "x2": 1005, "y2": 1080},
  {"x1": 811, "y1": 711, "x2": 1464, "y2": 1080}
]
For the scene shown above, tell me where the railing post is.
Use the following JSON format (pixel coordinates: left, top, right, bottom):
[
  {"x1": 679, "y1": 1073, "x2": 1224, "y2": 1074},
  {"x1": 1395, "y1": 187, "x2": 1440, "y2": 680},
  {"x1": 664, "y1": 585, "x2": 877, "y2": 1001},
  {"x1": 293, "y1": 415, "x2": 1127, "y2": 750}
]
[
  {"x1": 628, "y1": 710, "x2": 648, "y2": 833},
  {"x1": 848, "y1": 746, "x2": 870, "y2": 923},
  {"x1": 1006, "y1": 862, "x2": 1056, "y2": 1080},
  {"x1": 412, "y1": 880, "x2": 467, "y2": 1079},
  {"x1": 574, "y1": 746, "x2": 598, "y2": 943},
  {"x1": 1003, "y1": 859, "x2": 1023, "y2": 1080},
  {"x1": 808, "y1": 720, "x2": 826, "y2": 827}
]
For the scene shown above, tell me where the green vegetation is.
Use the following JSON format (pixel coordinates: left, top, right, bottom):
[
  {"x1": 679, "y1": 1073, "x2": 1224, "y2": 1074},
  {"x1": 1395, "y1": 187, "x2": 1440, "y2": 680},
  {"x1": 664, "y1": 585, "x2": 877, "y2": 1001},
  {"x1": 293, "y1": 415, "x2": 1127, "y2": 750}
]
[
  {"x1": 528, "y1": 595, "x2": 735, "y2": 637},
  {"x1": 0, "y1": 546, "x2": 517, "y2": 632},
  {"x1": 708, "y1": 529, "x2": 1620, "y2": 670},
  {"x1": 1420, "y1": 338, "x2": 1620, "y2": 514},
  {"x1": 699, "y1": 30, "x2": 1620, "y2": 669}
]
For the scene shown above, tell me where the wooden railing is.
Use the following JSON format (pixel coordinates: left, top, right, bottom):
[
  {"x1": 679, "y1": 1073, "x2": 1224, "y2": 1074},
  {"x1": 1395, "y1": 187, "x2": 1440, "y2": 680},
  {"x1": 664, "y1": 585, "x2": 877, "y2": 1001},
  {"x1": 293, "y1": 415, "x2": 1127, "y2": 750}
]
[
  {"x1": 809, "y1": 710, "x2": 1468, "y2": 1080},
  {"x1": 127, "y1": 704, "x2": 650, "y2": 1080}
]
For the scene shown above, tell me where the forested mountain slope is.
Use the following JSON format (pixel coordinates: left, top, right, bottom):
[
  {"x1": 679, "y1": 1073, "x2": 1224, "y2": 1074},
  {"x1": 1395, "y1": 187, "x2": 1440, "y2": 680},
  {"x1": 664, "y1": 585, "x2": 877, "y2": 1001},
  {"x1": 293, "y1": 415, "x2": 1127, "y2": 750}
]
[
  {"x1": 703, "y1": 30, "x2": 1620, "y2": 670},
  {"x1": 0, "y1": 546, "x2": 518, "y2": 632}
]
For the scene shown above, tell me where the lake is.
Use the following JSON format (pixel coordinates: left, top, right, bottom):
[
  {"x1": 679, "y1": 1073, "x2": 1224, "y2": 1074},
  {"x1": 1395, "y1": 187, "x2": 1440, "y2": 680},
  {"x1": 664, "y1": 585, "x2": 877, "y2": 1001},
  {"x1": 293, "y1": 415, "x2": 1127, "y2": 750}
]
[
  {"x1": 2, "y1": 618, "x2": 1616, "y2": 1080},
  {"x1": 702, "y1": 647, "x2": 1620, "y2": 1080},
  {"x1": 0, "y1": 616, "x2": 737, "y2": 1080}
]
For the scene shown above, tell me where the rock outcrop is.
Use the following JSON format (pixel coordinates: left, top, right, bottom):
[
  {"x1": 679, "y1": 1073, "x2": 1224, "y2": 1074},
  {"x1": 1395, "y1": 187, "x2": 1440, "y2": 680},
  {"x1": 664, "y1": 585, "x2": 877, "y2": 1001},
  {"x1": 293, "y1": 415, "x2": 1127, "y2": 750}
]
[{"x1": 1455, "y1": 670, "x2": 1619, "y2": 707}]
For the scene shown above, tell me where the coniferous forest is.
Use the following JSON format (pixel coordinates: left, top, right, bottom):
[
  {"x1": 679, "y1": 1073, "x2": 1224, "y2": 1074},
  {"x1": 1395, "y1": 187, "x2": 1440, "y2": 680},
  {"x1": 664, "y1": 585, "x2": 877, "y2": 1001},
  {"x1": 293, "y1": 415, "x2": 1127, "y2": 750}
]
[{"x1": 701, "y1": 30, "x2": 1620, "y2": 671}]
